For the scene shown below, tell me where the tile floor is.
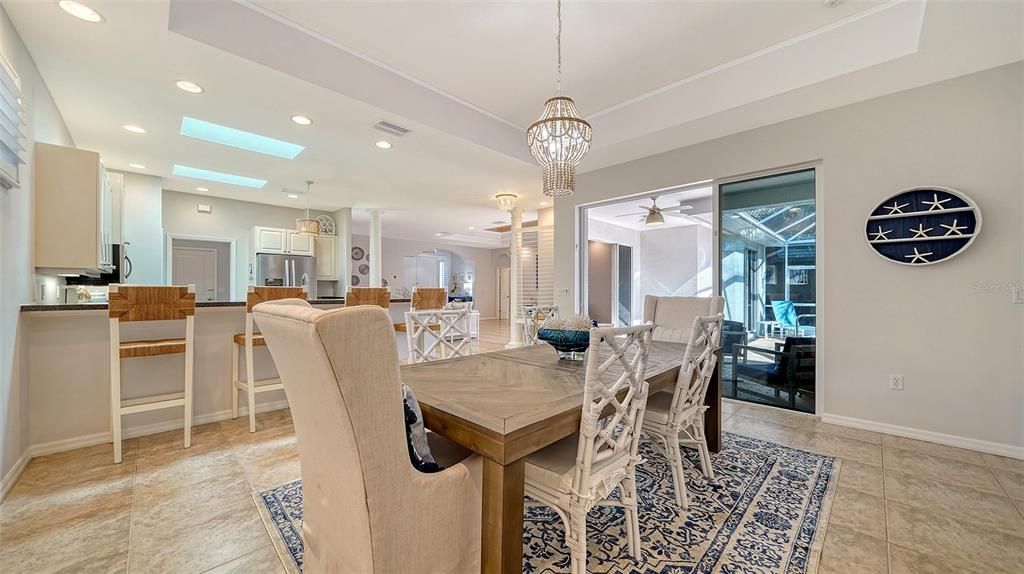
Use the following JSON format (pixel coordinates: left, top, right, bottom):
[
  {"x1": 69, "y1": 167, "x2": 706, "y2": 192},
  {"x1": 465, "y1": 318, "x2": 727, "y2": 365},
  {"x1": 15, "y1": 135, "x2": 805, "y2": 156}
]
[{"x1": 3, "y1": 327, "x2": 1023, "y2": 572}]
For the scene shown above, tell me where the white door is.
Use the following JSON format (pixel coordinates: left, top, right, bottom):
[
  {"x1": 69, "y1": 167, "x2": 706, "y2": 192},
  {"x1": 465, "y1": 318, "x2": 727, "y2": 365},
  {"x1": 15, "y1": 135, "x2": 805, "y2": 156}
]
[
  {"x1": 498, "y1": 267, "x2": 511, "y2": 319},
  {"x1": 287, "y1": 231, "x2": 315, "y2": 256},
  {"x1": 255, "y1": 227, "x2": 287, "y2": 254},
  {"x1": 173, "y1": 247, "x2": 218, "y2": 302}
]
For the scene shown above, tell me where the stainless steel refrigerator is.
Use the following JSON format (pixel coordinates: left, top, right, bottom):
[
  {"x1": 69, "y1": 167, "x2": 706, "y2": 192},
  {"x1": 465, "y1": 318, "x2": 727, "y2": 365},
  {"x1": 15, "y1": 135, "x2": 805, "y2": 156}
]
[{"x1": 256, "y1": 253, "x2": 317, "y2": 298}]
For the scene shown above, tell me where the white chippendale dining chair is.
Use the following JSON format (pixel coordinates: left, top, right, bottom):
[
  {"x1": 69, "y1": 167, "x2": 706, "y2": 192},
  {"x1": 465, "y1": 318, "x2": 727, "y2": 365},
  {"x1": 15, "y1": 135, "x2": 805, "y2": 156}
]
[
  {"x1": 643, "y1": 295, "x2": 723, "y2": 343},
  {"x1": 404, "y1": 307, "x2": 471, "y2": 364},
  {"x1": 642, "y1": 314, "x2": 723, "y2": 508},
  {"x1": 524, "y1": 323, "x2": 654, "y2": 574},
  {"x1": 253, "y1": 302, "x2": 483, "y2": 574},
  {"x1": 522, "y1": 304, "x2": 560, "y2": 345}
]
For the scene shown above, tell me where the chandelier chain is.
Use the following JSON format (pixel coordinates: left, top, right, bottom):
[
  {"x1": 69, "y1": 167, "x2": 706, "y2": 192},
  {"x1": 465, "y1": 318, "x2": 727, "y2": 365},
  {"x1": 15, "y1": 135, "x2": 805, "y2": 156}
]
[{"x1": 556, "y1": 0, "x2": 562, "y2": 95}]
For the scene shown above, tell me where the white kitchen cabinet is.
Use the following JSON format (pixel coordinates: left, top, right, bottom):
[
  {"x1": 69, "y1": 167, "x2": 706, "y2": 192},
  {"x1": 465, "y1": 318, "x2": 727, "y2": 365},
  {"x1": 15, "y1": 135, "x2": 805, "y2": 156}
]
[
  {"x1": 34, "y1": 142, "x2": 113, "y2": 274},
  {"x1": 315, "y1": 236, "x2": 336, "y2": 280},
  {"x1": 287, "y1": 230, "x2": 315, "y2": 256},
  {"x1": 254, "y1": 226, "x2": 288, "y2": 254}
]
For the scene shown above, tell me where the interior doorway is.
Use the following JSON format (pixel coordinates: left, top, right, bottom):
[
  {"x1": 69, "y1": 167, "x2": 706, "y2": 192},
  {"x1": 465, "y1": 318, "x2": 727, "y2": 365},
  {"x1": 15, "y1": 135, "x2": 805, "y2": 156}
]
[
  {"x1": 497, "y1": 267, "x2": 511, "y2": 319},
  {"x1": 167, "y1": 236, "x2": 234, "y2": 302}
]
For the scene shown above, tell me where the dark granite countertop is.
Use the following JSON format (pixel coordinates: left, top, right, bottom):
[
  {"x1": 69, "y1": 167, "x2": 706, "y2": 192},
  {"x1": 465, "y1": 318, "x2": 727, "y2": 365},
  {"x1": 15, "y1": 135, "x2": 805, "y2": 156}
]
[{"x1": 20, "y1": 298, "x2": 413, "y2": 312}]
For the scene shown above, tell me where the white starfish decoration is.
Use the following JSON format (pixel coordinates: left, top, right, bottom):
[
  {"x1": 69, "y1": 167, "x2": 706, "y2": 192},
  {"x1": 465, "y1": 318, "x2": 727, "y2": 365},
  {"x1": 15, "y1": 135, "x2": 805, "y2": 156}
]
[
  {"x1": 884, "y1": 201, "x2": 909, "y2": 215},
  {"x1": 922, "y1": 193, "x2": 951, "y2": 211},
  {"x1": 905, "y1": 247, "x2": 933, "y2": 264},
  {"x1": 909, "y1": 223, "x2": 933, "y2": 238},
  {"x1": 940, "y1": 218, "x2": 968, "y2": 236},
  {"x1": 869, "y1": 226, "x2": 892, "y2": 241}
]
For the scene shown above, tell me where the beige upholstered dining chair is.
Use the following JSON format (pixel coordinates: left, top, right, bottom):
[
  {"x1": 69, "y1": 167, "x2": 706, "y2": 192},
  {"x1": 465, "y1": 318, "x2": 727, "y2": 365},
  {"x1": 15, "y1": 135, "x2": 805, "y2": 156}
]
[
  {"x1": 524, "y1": 323, "x2": 654, "y2": 574},
  {"x1": 522, "y1": 304, "x2": 560, "y2": 345},
  {"x1": 643, "y1": 295, "x2": 724, "y2": 342},
  {"x1": 252, "y1": 302, "x2": 483, "y2": 574},
  {"x1": 642, "y1": 314, "x2": 723, "y2": 508}
]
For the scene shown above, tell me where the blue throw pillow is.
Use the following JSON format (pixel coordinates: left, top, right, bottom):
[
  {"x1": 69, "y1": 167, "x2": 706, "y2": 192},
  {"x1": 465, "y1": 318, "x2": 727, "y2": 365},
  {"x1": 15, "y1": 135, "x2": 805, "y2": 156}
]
[{"x1": 402, "y1": 384, "x2": 443, "y2": 473}]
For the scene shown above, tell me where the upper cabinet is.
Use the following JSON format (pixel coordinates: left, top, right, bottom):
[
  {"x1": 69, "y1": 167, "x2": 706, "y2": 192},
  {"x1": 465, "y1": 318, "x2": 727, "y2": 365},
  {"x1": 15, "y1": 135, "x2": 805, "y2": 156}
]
[
  {"x1": 287, "y1": 230, "x2": 314, "y2": 256},
  {"x1": 34, "y1": 143, "x2": 113, "y2": 274},
  {"x1": 253, "y1": 226, "x2": 315, "y2": 256},
  {"x1": 254, "y1": 226, "x2": 288, "y2": 254}
]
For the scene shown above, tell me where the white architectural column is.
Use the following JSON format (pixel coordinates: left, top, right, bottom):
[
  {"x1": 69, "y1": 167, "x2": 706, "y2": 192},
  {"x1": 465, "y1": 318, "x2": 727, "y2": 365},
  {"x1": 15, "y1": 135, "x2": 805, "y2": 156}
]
[
  {"x1": 507, "y1": 205, "x2": 524, "y2": 348},
  {"x1": 334, "y1": 207, "x2": 353, "y2": 293},
  {"x1": 368, "y1": 209, "x2": 383, "y2": 288}
]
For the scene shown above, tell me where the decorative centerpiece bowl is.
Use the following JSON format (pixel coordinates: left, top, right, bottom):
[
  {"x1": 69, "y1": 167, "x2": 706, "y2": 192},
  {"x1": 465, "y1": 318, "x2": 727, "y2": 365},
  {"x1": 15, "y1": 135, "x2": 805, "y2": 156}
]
[{"x1": 536, "y1": 314, "x2": 596, "y2": 361}]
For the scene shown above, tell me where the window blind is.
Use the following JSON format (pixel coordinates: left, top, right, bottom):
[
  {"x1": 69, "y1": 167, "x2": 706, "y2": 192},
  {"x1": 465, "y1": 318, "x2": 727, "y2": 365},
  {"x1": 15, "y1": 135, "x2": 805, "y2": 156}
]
[
  {"x1": 0, "y1": 52, "x2": 24, "y2": 189},
  {"x1": 515, "y1": 224, "x2": 555, "y2": 311}
]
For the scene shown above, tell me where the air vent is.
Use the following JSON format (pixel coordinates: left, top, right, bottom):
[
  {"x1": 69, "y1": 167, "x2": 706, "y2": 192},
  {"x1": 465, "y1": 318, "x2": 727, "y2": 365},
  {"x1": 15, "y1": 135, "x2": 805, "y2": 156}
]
[{"x1": 374, "y1": 121, "x2": 410, "y2": 137}]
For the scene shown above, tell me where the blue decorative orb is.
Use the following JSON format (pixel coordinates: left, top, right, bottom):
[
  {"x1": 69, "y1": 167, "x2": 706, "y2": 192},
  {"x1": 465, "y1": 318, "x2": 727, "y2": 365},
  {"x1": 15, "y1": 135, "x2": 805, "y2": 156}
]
[
  {"x1": 865, "y1": 187, "x2": 981, "y2": 266},
  {"x1": 537, "y1": 328, "x2": 590, "y2": 360}
]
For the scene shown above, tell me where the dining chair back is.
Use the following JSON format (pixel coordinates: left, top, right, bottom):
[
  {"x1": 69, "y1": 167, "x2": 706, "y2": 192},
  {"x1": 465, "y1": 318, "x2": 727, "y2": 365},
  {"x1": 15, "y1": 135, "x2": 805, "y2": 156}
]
[
  {"x1": 410, "y1": 287, "x2": 447, "y2": 310},
  {"x1": 108, "y1": 284, "x2": 196, "y2": 463},
  {"x1": 252, "y1": 302, "x2": 482, "y2": 574},
  {"x1": 522, "y1": 304, "x2": 560, "y2": 345},
  {"x1": 667, "y1": 314, "x2": 724, "y2": 426},
  {"x1": 346, "y1": 287, "x2": 391, "y2": 308},
  {"x1": 404, "y1": 308, "x2": 471, "y2": 363},
  {"x1": 643, "y1": 295, "x2": 724, "y2": 342},
  {"x1": 231, "y1": 286, "x2": 308, "y2": 432}
]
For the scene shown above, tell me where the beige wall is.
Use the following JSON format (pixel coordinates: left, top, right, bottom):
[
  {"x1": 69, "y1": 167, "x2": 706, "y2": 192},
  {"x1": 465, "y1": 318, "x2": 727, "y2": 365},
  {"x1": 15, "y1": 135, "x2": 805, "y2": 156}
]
[
  {"x1": 0, "y1": 6, "x2": 75, "y2": 481},
  {"x1": 555, "y1": 63, "x2": 1024, "y2": 451}
]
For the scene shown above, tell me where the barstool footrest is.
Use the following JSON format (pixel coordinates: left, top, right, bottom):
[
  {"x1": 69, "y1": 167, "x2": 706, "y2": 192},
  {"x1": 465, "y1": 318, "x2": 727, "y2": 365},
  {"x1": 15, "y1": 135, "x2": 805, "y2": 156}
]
[
  {"x1": 233, "y1": 377, "x2": 284, "y2": 393},
  {"x1": 120, "y1": 392, "x2": 186, "y2": 415}
]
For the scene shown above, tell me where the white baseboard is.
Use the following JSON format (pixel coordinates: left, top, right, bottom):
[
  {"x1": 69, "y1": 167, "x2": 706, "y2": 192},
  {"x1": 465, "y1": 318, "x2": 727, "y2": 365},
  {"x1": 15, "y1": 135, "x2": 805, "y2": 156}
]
[
  {"x1": 2, "y1": 400, "x2": 293, "y2": 498},
  {"x1": 820, "y1": 413, "x2": 1024, "y2": 460},
  {"x1": 0, "y1": 448, "x2": 33, "y2": 502}
]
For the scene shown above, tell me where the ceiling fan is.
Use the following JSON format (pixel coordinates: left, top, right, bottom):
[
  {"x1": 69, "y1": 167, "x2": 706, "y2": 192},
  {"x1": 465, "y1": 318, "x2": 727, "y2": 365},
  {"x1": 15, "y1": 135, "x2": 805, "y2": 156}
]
[{"x1": 616, "y1": 196, "x2": 693, "y2": 226}]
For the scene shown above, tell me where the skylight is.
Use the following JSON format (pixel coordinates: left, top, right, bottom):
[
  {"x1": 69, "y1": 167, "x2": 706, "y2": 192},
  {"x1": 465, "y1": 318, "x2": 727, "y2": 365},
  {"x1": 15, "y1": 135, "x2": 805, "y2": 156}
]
[
  {"x1": 172, "y1": 164, "x2": 268, "y2": 189},
  {"x1": 179, "y1": 117, "x2": 305, "y2": 159}
]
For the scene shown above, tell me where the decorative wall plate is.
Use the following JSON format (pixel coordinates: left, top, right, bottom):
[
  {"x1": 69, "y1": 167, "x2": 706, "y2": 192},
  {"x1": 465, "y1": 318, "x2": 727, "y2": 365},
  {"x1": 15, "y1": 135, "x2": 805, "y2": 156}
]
[
  {"x1": 358, "y1": 263, "x2": 370, "y2": 275},
  {"x1": 351, "y1": 246, "x2": 365, "y2": 261},
  {"x1": 351, "y1": 275, "x2": 360, "y2": 286},
  {"x1": 865, "y1": 186, "x2": 981, "y2": 266}
]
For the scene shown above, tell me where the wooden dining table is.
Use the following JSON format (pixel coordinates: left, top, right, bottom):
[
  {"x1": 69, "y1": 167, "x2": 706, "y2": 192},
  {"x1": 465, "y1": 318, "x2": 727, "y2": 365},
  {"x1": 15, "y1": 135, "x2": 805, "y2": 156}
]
[{"x1": 400, "y1": 342, "x2": 722, "y2": 574}]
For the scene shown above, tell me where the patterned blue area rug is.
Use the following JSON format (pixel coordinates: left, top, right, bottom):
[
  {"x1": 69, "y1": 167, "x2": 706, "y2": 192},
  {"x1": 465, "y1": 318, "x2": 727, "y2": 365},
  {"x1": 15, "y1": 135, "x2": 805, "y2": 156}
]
[{"x1": 255, "y1": 433, "x2": 839, "y2": 573}]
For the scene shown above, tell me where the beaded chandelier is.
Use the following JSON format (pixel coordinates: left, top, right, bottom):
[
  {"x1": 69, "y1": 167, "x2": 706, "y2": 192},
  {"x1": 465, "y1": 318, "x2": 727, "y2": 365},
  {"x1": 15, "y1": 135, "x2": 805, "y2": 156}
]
[{"x1": 526, "y1": 0, "x2": 591, "y2": 198}]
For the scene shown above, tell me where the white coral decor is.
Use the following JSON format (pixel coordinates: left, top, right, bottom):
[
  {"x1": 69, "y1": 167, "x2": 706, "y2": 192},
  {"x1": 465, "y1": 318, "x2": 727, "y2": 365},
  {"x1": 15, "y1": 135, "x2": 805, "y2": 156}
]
[{"x1": 541, "y1": 313, "x2": 593, "y2": 332}]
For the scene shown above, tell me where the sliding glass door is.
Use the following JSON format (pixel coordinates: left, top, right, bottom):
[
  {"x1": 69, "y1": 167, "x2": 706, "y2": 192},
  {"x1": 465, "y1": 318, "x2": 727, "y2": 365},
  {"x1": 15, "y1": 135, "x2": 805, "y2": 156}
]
[{"x1": 718, "y1": 168, "x2": 817, "y2": 413}]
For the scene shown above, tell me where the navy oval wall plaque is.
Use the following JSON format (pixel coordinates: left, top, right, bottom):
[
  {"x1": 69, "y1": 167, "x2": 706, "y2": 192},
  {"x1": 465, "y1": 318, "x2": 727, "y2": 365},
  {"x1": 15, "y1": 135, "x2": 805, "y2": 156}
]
[{"x1": 865, "y1": 187, "x2": 981, "y2": 266}]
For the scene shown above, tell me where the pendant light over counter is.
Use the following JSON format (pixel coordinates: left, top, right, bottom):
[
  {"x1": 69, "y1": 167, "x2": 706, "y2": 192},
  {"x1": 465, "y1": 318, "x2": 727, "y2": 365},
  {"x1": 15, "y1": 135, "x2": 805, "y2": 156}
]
[
  {"x1": 295, "y1": 180, "x2": 320, "y2": 236},
  {"x1": 526, "y1": 0, "x2": 592, "y2": 198}
]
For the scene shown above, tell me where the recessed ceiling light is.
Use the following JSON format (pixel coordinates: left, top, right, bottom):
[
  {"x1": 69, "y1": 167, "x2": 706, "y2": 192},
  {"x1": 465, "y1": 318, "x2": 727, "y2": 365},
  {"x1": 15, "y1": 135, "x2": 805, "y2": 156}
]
[
  {"x1": 180, "y1": 116, "x2": 305, "y2": 159},
  {"x1": 290, "y1": 115, "x2": 312, "y2": 126},
  {"x1": 287, "y1": 193, "x2": 299, "y2": 199},
  {"x1": 468, "y1": 226, "x2": 475, "y2": 230},
  {"x1": 176, "y1": 80, "x2": 204, "y2": 94},
  {"x1": 435, "y1": 232, "x2": 443, "y2": 237},
  {"x1": 375, "y1": 140, "x2": 392, "y2": 149},
  {"x1": 196, "y1": 186, "x2": 209, "y2": 192},
  {"x1": 172, "y1": 164, "x2": 267, "y2": 189},
  {"x1": 122, "y1": 124, "x2": 146, "y2": 134},
  {"x1": 128, "y1": 163, "x2": 146, "y2": 169},
  {"x1": 58, "y1": 1, "x2": 103, "y2": 23},
  {"x1": 540, "y1": 201, "x2": 549, "y2": 206}
]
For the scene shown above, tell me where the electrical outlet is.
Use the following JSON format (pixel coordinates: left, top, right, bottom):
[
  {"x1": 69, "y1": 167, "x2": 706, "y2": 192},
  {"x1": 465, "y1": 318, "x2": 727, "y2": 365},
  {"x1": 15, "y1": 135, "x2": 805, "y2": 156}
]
[
  {"x1": 1014, "y1": 284, "x2": 1024, "y2": 305},
  {"x1": 889, "y1": 375, "x2": 904, "y2": 391}
]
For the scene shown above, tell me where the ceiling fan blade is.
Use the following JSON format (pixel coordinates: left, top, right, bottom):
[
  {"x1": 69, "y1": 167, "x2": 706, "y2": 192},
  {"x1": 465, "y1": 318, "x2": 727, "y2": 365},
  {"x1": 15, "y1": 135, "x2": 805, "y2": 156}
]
[
  {"x1": 661, "y1": 205, "x2": 693, "y2": 212},
  {"x1": 663, "y1": 212, "x2": 693, "y2": 219},
  {"x1": 616, "y1": 211, "x2": 649, "y2": 218}
]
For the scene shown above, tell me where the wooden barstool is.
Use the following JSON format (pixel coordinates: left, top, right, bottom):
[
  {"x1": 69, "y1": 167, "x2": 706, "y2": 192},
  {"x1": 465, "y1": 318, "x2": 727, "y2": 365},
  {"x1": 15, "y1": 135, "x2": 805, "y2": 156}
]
[
  {"x1": 393, "y1": 287, "x2": 446, "y2": 332},
  {"x1": 231, "y1": 286, "x2": 307, "y2": 433},
  {"x1": 109, "y1": 284, "x2": 196, "y2": 464},
  {"x1": 345, "y1": 287, "x2": 391, "y2": 308}
]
